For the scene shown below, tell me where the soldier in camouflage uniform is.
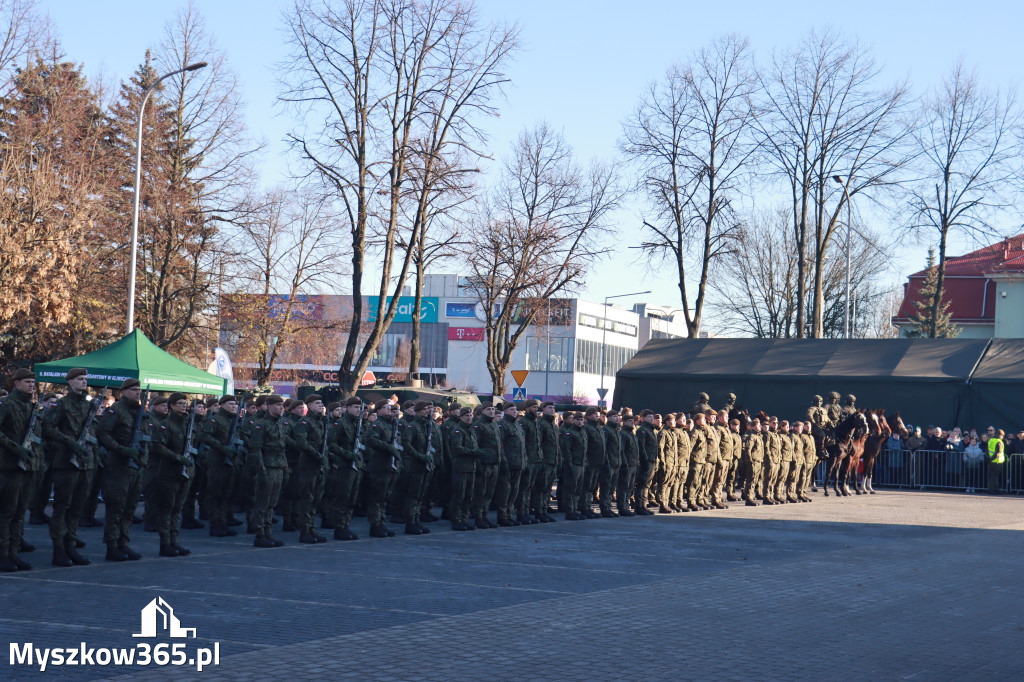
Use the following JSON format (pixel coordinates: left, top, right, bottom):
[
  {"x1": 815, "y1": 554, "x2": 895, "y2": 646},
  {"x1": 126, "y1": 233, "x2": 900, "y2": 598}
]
[
  {"x1": 531, "y1": 402, "x2": 561, "y2": 521},
  {"x1": 0, "y1": 368, "x2": 40, "y2": 571},
  {"x1": 326, "y1": 398, "x2": 366, "y2": 540},
  {"x1": 761, "y1": 417, "x2": 782, "y2": 505},
  {"x1": 141, "y1": 395, "x2": 168, "y2": 533},
  {"x1": 494, "y1": 402, "x2": 527, "y2": 526},
  {"x1": 617, "y1": 413, "x2": 639, "y2": 516},
  {"x1": 655, "y1": 413, "x2": 677, "y2": 513},
  {"x1": 726, "y1": 418, "x2": 743, "y2": 501},
  {"x1": 364, "y1": 401, "x2": 403, "y2": 538},
  {"x1": 775, "y1": 420, "x2": 795, "y2": 503},
  {"x1": 447, "y1": 407, "x2": 480, "y2": 531},
  {"x1": 788, "y1": 422, "x2": 805, "y2": 502},
  {"x1": 41, "y1": 368, "x2": 98, "y2": 567},
  {"x1": 842, "y1": 394, "x2": 858, "y2": 418},
  {"x1": 685, "y1": 412, "x2": 709, "y2": 512},
  {"x1": 825, "y1": 392, "x2": 843, "y2": 429},
  {"x1": 199, "y1": 394, "x2": 242, "y2": 538},
  {"x1": 699, "y1": 411, "x2": 721, "y2": 509},
  {"x1": 691, "y1": 392, "x2": 712, "y2": 416},
  {"x1": 289, "y1": 394, "x2": 329, "y2": 544},
  {"x1": 800, "y1": 421, "x2": 817, "y2": 501},
  {"x1": 398, "y1": 401, "x2": 435, "y2": 535},
  {"x1": 471, "y1": 405, "x2": 501, "y2": 529},
  {"x1": 741, "y1": 419, "x2": 764, "y2": 506},
  {"x1": 598, "y1": 410, "x2": 622, "y2": 517},
  {"x1": 517, "y1": 401, "x2": 542, "y2": 524},
  {"x1": 149, "y1": 393, "x2": 196, "y2": 557},
  {"x1": 712, "y1": 410, "x2": 733, "y2": 509},
  {"x1": 669, "y1": 414, "x2": 691, "y2": 511},
  {"x1": 251, "y1": 395, "x2": 287, "y2": 548},
  {"x1": 96, "y1": 379, "x2": 149, "y2": 562},
  {"x1": 559, "y1": 412, "x2": 587, "y2": 520}
]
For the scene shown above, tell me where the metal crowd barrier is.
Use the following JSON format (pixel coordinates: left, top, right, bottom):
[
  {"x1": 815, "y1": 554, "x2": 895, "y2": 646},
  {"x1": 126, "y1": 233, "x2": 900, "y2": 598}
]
[{"x1": 809, "y1": 450, "x2": 1024, "y2": 494}]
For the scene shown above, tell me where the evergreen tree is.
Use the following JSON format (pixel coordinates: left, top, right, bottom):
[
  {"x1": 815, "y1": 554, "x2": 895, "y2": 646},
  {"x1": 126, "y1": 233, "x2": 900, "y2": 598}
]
[{"x1": 906, "y1": 247, "x2": 960, "y2": 338}]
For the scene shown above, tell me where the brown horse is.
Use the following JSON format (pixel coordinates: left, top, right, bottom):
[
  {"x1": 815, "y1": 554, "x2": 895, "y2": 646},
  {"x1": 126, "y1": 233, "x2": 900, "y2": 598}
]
[
  {"x1": 823, "y1": 411, "x2": 869, "y2": 496},
  {"x1": 856, "y1": 410, "x2": 890, "y2": 494}
]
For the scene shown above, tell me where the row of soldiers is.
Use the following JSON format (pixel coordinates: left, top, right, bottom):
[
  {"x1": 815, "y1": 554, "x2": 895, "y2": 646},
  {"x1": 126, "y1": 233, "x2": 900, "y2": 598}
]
[{"x1": 0, "y1": 369, "x2": 850, "y2": 571}]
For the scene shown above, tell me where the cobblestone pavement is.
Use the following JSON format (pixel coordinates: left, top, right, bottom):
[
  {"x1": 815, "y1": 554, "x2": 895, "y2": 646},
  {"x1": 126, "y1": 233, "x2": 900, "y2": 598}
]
[{"x1": 3, "y1": 491, "x2": 1023, "y2": 681}]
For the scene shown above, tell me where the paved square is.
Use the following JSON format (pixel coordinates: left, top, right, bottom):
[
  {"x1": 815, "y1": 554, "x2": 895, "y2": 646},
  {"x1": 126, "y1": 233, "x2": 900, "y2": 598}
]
[{"x1": 3, "y1": 492, "x2": 1023, "y2": 681}]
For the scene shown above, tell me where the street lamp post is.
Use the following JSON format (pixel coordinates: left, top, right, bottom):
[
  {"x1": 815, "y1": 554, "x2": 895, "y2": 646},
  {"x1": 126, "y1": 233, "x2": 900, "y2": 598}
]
[
  {"x1": 126, "y1": 61, "x2": 208, "y2": 334},
  {"x1": 833, "y1": 175, "x2": 853, "y2": 339},
  {"x1": 599, "y1": 290, "x2": 651, "y2": 403}
]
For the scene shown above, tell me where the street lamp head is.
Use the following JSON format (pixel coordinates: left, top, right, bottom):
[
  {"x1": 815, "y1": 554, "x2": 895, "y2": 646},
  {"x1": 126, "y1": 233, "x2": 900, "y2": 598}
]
[{"x1": 185, "y1": 61, "x2": 208, "y2": 72}]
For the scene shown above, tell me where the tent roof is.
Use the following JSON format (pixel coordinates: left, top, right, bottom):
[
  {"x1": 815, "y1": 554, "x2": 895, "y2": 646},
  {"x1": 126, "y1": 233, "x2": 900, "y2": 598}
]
[
  {"x1": 617, "y1": 338, "x2": 992, "y2": 383},
  {"x1": 969, "y1": 339, "x2": 1024, "y2": 383},
  {"x1": 33, "y1": 330, "x2": 226, "y2": 395}
]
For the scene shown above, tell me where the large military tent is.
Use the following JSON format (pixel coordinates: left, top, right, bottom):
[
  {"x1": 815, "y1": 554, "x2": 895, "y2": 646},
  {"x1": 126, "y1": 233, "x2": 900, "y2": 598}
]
[
  {"x1": 33, "y1": 330, "x2": 226, "y2": 395},
  {"x1": 612, "y1": 337, "x2": 1024, "y2": 429}
]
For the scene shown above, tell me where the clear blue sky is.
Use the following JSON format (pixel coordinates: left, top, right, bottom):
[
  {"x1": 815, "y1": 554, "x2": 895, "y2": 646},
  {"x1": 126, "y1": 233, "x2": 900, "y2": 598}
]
[{"x1": 44, "y1": 0, "x2": 1023, "y2": 319}]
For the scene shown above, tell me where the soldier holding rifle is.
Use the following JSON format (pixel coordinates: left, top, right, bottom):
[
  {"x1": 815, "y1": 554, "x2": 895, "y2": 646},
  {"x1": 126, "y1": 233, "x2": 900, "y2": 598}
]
[{"x1": 0, "y1": 368, "x2": 41, "y2": 571}]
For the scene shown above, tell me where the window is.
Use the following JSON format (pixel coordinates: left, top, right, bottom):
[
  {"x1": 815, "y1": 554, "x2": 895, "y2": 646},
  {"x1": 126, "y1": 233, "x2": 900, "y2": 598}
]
[
  {"x1": 573, "y1": 338, "x2": 635, "y2": 376},
  {"x1": 525, "y1": 336, "x2": 574, "y2": 372},
  {"x1": 577, "y1": 312, "x2": 637, "y2": 337}
]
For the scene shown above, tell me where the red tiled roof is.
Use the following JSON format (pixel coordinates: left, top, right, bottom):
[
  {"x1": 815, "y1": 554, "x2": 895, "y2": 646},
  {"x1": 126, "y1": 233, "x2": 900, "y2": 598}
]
[{"x1": 894, "y1": 235, "x2": 1024, "y2": 324}]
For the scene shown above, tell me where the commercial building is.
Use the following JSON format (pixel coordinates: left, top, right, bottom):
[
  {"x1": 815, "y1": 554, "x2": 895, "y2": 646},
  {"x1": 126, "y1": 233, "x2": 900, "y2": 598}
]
[{"x1": 223, "y1": 274, "x2": 688, "y2": 405}]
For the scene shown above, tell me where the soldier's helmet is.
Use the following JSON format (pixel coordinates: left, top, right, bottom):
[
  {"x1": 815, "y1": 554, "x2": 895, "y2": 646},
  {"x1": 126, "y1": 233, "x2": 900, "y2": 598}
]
[
  {"x1": 726, "y1": 393, "x2": 736, "y2": 402},
  {"x1": 845, "y1": 394, "x2": 856, "y2": 404},
  {"x1": 698, "y1": 392, "x2": 709, "y2": 402},
  {"x1": 813, "y1": 394, "x2": 823, "y2": 404},
  {"x1": 828, "y1": 391, "x2": 840, "y2": 401}
]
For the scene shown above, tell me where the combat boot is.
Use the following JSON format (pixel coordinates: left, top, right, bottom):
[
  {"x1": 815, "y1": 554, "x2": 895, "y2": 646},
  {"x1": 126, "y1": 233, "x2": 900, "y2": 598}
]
[
  {"x1": 159, "y1": 544, "x2": 179, "y2": 557},
  {"x1": 65, "y1": 542, "x2": 90, "y2": 566},
  {"x1": 181, "y1": 518, "x2": 204, "y2": 530},
  {"x1": 29, "y1": 511, "x2": 50, "y2": 525},
  {"x1": 105, "y1": 544, "x2": 129, "y2": 562},
  {"x1": 20, "y1": 539, "x2": 35, "y2": 552},
  {"x1": 451, "y1": 523, "x2": 469, "y2": 531},
  {"x1": 619, "y1": 509, "x2": 635, "y2": 517},
  {"x1": 497, "y1": 517, "x2": 514, "y2": 527},
  {"x1": 745, "y1": 499, "x2": 758, "y2": 507},
  {"x1": 119, "y1": 543, "x2": 143, "y2": 560},
  {"x1": 334, "y1": 527, "x2": 358, "y2": 541},
  {"x1": 369, "y1": 524, "x2": 390, "y2": 538},
  {"x1": 299, "y1": 532, "x2": 321, "y2": 543},
  {"x1": 52, "y1": 544, "x2": 74, "y2": 568},
  {"x1": 474, "y1": 516, "x2": 493, "y2": 529},
  {"x1": 417, "y1": 524, "x2": 431, "y2": 534},
  {"x1": 403, "y1": 523, "x2": 423, "y2": 535},
  {"x1": 8, "y1": 554, "x2": 31, "y2": 570},
  {"x1": 227, "y1": 515, "x2": 243, "y2": 526},
  {"x1": 253, "y1": 535, "x2": 276, "y2": 548},
  {"x1": 209, "y1": 526, "x2": 231, "y2": 537},
  {"x1": 0, "y1": 555, "x2": 17, "y2": 572},
  {"x1": 270, "y1": 536, "x2": 285, "y2": 546}
]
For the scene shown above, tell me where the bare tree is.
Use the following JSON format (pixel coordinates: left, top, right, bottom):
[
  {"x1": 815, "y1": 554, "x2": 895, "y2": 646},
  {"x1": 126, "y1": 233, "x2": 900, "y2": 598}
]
[
  {"x1": 757, "y1": 29, "x2": 912, "y2": 337},
  {"x1": 908, "y1": 60, "x2": 1021, "y2": 337},
  {"x1": 621, "y1": 34, "x2": 757, "y2": 337},
  {"x1": 709, "y1": 206, "x2": 891, "y2": 338},
  {"x1": 0, "y1": 0, "x2": 47, "y2": 94},
  {"x1": 280, "y1": 0, "x2": 517, "y2": 396},
  {"x1": 223, "y1": 190, "x2": 345, "y2": 386},
  {"x1": 464, "y1": 123, "x2": 621, "y2": 395}
]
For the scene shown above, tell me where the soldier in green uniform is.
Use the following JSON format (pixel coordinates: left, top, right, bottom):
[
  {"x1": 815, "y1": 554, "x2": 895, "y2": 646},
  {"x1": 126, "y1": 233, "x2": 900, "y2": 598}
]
[
  {"x1": 580, "y1": 407, "x2": 606, "y2": 519},
  {"x1": 634, "y1": 410, "x2": 658, "y2": 515},
  {"x1": 494, "y1": 402, "x2": 526, "y2": 526},
  {"x1": 712, "y1": 410, "x2": 733, "y2": 509},
  {"x1": 239, "y1": 396, "x2": 265, "y2": 533},
  {"x1": 775, "y1": 420, "x2": 795, "y2": 503},
  {"x1": 788, "y1": 422, "x2": 805, "y2": 502},
  {"x1": 398, "y1": 401, "x2": 434, "y2": 535},
  {"x1": 364, "y1": 401, "x2": 402, "y2": 538},
  {"x1": 559, "y1": 412, "x2": 586, "y2": 520},
  {"x1": 517, "y1": 400, "x2": 542, "y2": 524},
  {"x1": 825, "y1": 392, "x2": 843, "y2": 428},
  {"x1": 289, "y1": 394, "x2": 329, "y2": 544},
  {"x1": 531, "y1": 401, "x2": 560, "y2": 521},
  {"x1": 251, "y1": 395, "x2": 287, "y2": 547},
  {"x1": 0, "y1": 369, "x2": 40, "y2": 571},
  {"x1": 326, "y1": 398, "x2": 365, "y2": 540},
  {"x1": 761, "y1": 417, "x2": 782, "y2": 505},
  {"x1": 448, "y1": 407, "x2": 480, "y2": 531},
  {"x1": 669, "y1": 414, "x2": 691, "y2": 512},
  {"x1": 691, "y1": 392, "x2": 712, "y2": 416},
  {"x1": 741, "y1": 419, "x2": 764, "y2": 505},
  {"x1": 179, "y1": 399, "x2": 207, "y2": 531},
  {"x1": 279, "y1": 399, "x2": 307, "y2": 532},
  {"x1": 685, "y1": 412, "x2": 709, "y2": 512},
  {"x1": 41, "y1": 368, "x2": 98, "y2": 567},
  {"x1": 700, "y1": 411, "x2": 721, "y2": 509},
  {"x1": 440, "y1": 403, "x2": 462, "y2": 520},
  {"x1": 199, "y1": 394, "x2": 241, "y2": 537},
  {"x1": 655, "y1": 413, "x2": 677, "y2": 513},
  {"x1": 726, "y1": 418, "x2": 743, "y2": 501},
  {"x1": 471, "y1": 405, "x2": 501, "y2": 529},
  {"x1": 800, "y1": 421, "x2": 817, "y2": 501},
  {"x1": 842, "y1": 394, "x2": 857, "y2": 418},
  {"x1": 96, "y1": 379, "x2": 148, "y2": 562},
  {"x1": 141, "y1": 395, "x2": 168, "y2": 533},
  {"x1": 149, "y1": 393, "x2": 196, "y2": 557},
  {"x1": 617, "y1": 413, "x2": 639, "y2": 516},
  {"x1": 598, "y1": 410, "x2": 622, "y2": 517}
]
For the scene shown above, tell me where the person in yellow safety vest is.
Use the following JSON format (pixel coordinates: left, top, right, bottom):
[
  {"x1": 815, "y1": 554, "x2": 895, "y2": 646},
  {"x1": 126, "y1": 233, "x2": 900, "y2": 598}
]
[{"x1": 986, "y1": 428, "x2": 1005, "y2": 494}]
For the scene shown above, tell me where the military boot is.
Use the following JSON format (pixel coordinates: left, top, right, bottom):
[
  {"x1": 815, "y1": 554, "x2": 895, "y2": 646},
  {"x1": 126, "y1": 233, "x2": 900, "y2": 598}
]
[
  {"x1": 119, "y1": 543, "x2": 143, "y2": 560},
  {"x1": 65, "y1": 541, "x2": 90, "y2": 566},
  {"x1": 299, "y1": 531, "x2": 321, "y2": 543},
  {"x1": 159, "y1": 544, "x2": 179, "y2": 557},
  {"x1": 369, "y1": 525, "x2": 390, "y2": 538},
  {"x1": 105, "y1": 544, "x2": 129, "y2": 562},
  {"x1": 8, "y1": 554, "x2": 31, "y2": 570},
  {"x1": 52, "y1": 543, "x2": 74, "y2": 568},
  {"x1": 19, "y1": 539, "x2": 35, "y2": 552},
  {"x1": 333, "y1": 527, "x2": 358, "y2": 541},
  {"x1": 253, "y1": 535, "x2": 276, "y2": 548}
]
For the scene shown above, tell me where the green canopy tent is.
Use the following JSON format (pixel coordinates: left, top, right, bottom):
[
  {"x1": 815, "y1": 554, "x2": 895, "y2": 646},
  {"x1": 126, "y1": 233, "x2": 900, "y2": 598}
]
[{"x1": 33, "y1": 330, "x2": 226, "y2": 395}]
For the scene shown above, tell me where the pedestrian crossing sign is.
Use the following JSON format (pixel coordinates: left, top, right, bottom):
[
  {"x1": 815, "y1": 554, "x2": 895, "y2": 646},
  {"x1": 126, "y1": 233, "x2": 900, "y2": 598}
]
[{"x1": 512, "y1": 387, "x2": 526, "y2": 401}]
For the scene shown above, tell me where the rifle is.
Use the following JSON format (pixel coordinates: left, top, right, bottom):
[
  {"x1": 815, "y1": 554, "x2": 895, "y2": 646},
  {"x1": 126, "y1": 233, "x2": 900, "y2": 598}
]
[
  {"x1": 19, "y1": 398, "x2": 42, "y2": 472},
  {"x1": 73, "y1": 388, "x2": 109, "y2": 470},
  {"x1": 351, "y1": 402, "x2": 365, "y2": 471},
  {"x1": 126, "y1": 386, "x2": 152, "y2": 470},
  {"x1": 181, "y1": 401, "x2": 198, "y2": 479},
  {"x1": 318, "y1": 408, "x2": 329, "y2": 473},
  {"x1": 224, "y1": 397, "x2": 247, "y2": 467},
  {"x1": 390, "y1": 410, "x2": 403, "y2": 471},
  {"x1": 425, "y1": 418, "x2": 435, "y2": 473}
]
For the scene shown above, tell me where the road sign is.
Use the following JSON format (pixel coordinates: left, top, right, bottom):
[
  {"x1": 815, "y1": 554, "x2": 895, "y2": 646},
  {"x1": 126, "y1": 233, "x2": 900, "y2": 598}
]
[
  {"x1": 511, "y1": 370, "x2": 530, "y2": 387},
  {"x1": 512, "y1": 387, "x2": 526, "y2": 401},
  {"x1": 596, "y1": 387, "x2": 608, "y2": 400},
  {"x1": 597, "y1": 400, "x2": 607, "y2": 408}
]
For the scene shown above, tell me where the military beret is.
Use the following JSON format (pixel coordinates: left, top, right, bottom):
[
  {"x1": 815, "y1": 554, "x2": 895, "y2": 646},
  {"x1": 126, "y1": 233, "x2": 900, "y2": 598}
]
[
  {"x1": 730, "y1": 419, "x2": 740, "y2": 426},
  {"x1": 622, "y1": 413, "x2": 635, "y2": 421},
  {"x1": 205, "y1": 396, "x2": 219, "y2": 408},
  {"x1": 253, "y1": 395, "x2": 267, "y2": 407},
  {"x1": 584, "y1": 406, "x2": 599, "y2": 416},
  {"x1": 119, "y1": 378, "x2": 140, "y2": 390},
  {"x1": 66, "y1": 367, "x2": 88, "y2": 381},
  {"x1": 524, "y1": 399, "x2": 541, "y2": 408},
  {"x1": 168, "y1": 392, "x2": 187, "y2": 405},
  {"x1": 327, "y1": 402, "x2": 340, "y2": 412},
  {"x1": 220, "y1": 394, "x2": 238, "y2": 405},
  {"x1": 704, "y1": 409, "x2": 716, "y2": 416},
  {"x1": 264, "y1": 395, "x2": 284, "y2": 406},
  {"x1": 151, "y1": 395, "x2": 168, "y2": 407},
  {"x1": 345, "y1": 397, "x2": 362, "y2": 407},
  {"x1": 540, "y1": 401, "x2": 555, "y2": 409},
  {"x1": 639, "y1": 409, "x2": 653, "y2": 417},
  {"x1": 501, "y1": 402, "x2": 516, "y2": 412},
  {"x1": 448, "y1": 403, "x2": 463, "y2": 413},
  {"x1": 607, "y1": 409, "x2": 619, "y2": 416},
  {"x1": 12, "y1": 368, "x2": 35, "y2": 382},
  {"x1": 375, "y1": 400, "x2": 392, "y2": 412},
  {"x1": 414, "y1": 400, "x2": 432, "y2": 410},
  {"x1": 563, "y1": 411, "x2": 576, "y2": 419},
  {"x1": 304, "y1": 393, "x2": 324, "y2": 405},
  {"x1": 459, "y1": 406, "x2": 474, "y2": 416},
  {"x1": 283, "y1": 399, "x2": 295, "y2": 410}
]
